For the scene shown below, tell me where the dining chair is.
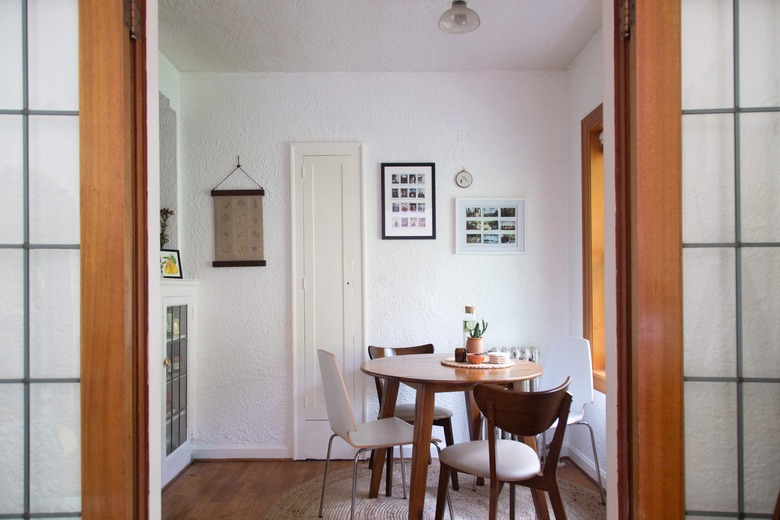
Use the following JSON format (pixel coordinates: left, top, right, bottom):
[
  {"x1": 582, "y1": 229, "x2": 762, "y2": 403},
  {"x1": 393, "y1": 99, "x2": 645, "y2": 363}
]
[
  {"x1": 434, "y1": 378, "x2": 573, "y2": 520},
  {"x1": 539, "y1": 336, "x2": 605, "y2": 503},
  {"x1": 368, "y1": 344, "x2": 459, "y2": 490},
  {"x1": 317, "y1": 349, "x2": 449, "y2": 520}
]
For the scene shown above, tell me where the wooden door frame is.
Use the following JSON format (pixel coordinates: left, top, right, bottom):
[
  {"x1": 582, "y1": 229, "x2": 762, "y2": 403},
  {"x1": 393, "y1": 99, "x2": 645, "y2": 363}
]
[
  {"x1": 76, "y1": 0, "x2": 686, "y2": 517},
  {"x1": 614, "y1": 0, "x2": 684, "y2": 517},
  {"x1": 80, "y1": 0, "x2": 148, "y2": 518}
]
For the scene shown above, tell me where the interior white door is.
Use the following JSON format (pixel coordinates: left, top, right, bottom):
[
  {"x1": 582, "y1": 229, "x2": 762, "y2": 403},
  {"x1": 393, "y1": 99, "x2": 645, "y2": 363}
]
[{"x1": 291, "y1": 143, "x2": 364, "y2": 460}]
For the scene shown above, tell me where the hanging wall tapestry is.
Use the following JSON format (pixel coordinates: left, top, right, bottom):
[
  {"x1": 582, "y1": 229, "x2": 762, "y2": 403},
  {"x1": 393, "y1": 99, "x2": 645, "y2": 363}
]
[{"x1": 211, "y1": 159, "x2": 266, "y2": 267}]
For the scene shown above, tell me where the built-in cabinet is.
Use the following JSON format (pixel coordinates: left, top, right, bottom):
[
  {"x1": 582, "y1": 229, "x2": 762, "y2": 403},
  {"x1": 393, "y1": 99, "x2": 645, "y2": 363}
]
[{"x1": 161, "y1": 279, "x2": 198, "y2": 486}]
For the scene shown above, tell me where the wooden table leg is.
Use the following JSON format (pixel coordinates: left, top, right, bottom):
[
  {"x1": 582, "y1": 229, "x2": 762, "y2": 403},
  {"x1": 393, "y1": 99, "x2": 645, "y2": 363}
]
[
  {"x1": 408, "y1": 384, "x2": 435, "y2": 520},
  {"x1": 369, "y1": 379, "x2": 399, "y2": 499},
  {"x1": 464, "y1": 390, "x2": 485, "y2": 486}
]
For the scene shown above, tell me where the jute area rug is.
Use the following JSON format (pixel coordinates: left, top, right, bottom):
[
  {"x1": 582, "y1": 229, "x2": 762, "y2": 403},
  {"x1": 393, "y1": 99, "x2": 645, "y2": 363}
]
[{"x1": 266, "y1": 462, "x2": 606, "y2": 519}]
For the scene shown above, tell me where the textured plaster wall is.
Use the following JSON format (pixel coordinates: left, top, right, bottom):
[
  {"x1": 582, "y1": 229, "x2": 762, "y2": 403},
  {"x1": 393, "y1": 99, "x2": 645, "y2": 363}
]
[
  {"x1": 179, "y1": 71, "x2": 572, "y2": 452},
  {"x1": 563, "y1": 30, "x2": 608, "y2": 483}
]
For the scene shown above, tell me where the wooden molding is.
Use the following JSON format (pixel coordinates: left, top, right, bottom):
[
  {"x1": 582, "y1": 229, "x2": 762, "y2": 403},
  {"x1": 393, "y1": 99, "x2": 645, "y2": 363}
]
[
  {"x1": 615, "y1": 0, "x2": 684, "y2": 517},
  {"x1": 80, "y1": 0, "x2": 148, "y2": 518}
]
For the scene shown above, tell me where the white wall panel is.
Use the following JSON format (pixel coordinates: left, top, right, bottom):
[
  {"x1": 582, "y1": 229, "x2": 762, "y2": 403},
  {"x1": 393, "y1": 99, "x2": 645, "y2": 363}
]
[{"x1": 0, "y1": 385, "x2": 24, "y2": 514}]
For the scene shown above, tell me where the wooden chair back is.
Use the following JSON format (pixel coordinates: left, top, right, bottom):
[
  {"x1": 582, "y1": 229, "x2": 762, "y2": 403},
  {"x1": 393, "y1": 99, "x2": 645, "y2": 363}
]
[
  {"x1": 367, "y1": 344, "x2": 434, "y2": 403},
  {"x1": 474, "y1": 378, "x2": 572, "y2": 476}
]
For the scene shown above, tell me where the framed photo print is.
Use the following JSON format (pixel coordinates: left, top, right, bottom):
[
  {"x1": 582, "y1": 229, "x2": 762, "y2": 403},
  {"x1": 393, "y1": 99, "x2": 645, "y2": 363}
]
[
  {"x1": 456, "y1": 198, "x2": 525, "y2": 254},
  {"x1": 160, "y1": 249, "x2": 183, "y2": 278},
  {"x1": 381, "y1": 163, "x2": 436, "y2": 240}
]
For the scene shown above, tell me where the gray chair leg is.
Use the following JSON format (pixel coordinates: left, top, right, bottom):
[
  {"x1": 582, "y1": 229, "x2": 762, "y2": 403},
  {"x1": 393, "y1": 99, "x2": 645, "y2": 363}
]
[
  {"x1": 351, "y1": 449, "x2": 366, "y2": 520},
  {"x1": 575, "y1": 420, "x2": 606, "y2": 504},
  {"x1": 399, "y1": 445, "x2": 407, "y2": 499},
  {"x1": 319, "y1": 433, "x2": 337, "y2": 518}
]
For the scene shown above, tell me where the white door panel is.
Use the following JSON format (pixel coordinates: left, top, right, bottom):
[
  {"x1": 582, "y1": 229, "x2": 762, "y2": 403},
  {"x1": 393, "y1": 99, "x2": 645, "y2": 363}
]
[{"x1": 292, "y1": 143, "x2": 364, "y2": 460}]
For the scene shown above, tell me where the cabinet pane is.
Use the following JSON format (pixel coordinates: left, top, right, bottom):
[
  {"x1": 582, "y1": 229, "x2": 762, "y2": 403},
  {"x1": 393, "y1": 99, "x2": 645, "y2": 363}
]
[
  {"x1": 0, "y1": 251, "x2": 24, "y2": 379},
  {"x1": 739, "y1": 0, "x2": 780, "y2": 107},
  {"x1": 29, "y1": 250, "x2": 80, "y2": 379},
  {"x1": 0, "y1": 0, "x2": 22, "y2": 110},
  {"x1": 684, "y1": 382, "x2": 738, "y2": 511},
  {"x1": 741, "y1": 248, "x2": 780, "y2": 379},
  {"x1": 682, "y1": 0, "x2": 734, "y2": 110},
  {"x1": 0, "y1": 116, "x2": 23, "y2": 244},
  {"x1": 740, "y1": 112, "x2": 780, "y2": 243},
  {"x1": 27, "y1": 0, "x2": 78, "y2": 111},
  {"x1": 28, "y1": 115, "x2": 79, "y2": 245},
  {"x1": 683, "y1": 248, "x2": 737, "y2": 377},
  {"x1": 743, "y1": 382, "x2": 780, "y2": 513},
  {"x1": 29, "y1": 383, "x2": 80, "y2": 513},
  {"x1": 0, "y1": 385, "x2": 24, "y2": 514},
  {"x1": 682, "y1": 114, "x2": 735, "y2": 243}
]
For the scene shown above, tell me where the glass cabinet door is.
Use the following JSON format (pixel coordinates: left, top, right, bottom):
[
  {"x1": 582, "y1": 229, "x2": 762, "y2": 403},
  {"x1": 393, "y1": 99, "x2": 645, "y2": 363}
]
[{"x1": 165, "y1": 304, "x2": 188, "y2": 455}]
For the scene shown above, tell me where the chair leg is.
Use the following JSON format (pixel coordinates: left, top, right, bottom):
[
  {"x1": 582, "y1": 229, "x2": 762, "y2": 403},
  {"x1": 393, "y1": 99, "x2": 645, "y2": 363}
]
[
  {"x1": 385, "y1": 447, "x2": 394, "y2": 496},
  {"x1": 351, "y1": 449, "x2": 366, "y2": 520},
  {"x1": 434, "y1": 462, "x2": 451, "y2": 520},
  {"x1": 432, "y1": 442, "x2": 454, "y2": 519},
  {"x1": 318, "y1": 433, "x2": 337, "y2": 518},
  {"x1": 399, "y1": 445, "x2": 407, "y2": 499},
  {"x1": 489, "y1": 480, "x2": 503, "y2": 520},
  {"x1": 575, "y1": 421, "x2": 606, "y2": 504},
  {"x1": 509, "y1": 483, "x2": 516, "y2": 520},
  {"x1": 443, "y1": 418, "x2": 460, "y2": 490},
  {"x1": 547, "y1": 480, "x2": 568, "y2": 520}
]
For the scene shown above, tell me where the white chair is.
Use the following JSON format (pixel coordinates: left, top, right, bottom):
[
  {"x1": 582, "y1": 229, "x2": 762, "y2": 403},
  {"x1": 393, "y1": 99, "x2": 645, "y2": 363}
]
[
  {"x1": 316, "y1": 349, "x2": 450, "y2": 520},
  {"x1": 539, "y1": 336, "x2": 605, "y2": 504}
]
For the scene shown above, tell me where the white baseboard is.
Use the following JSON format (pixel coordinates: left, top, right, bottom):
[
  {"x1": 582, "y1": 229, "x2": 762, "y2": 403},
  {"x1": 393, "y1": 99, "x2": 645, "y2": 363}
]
[
  {"x1": 567, "y1": 445, "x2": 606, "y2": 487},
  {"x1": 191, "y1": 444, "x2": 291, "y2": 460}
]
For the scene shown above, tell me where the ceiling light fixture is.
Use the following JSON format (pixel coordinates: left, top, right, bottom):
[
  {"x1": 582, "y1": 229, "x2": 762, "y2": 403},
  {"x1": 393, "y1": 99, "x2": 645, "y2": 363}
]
[{"x1": 438, "y1": 0, "x2": 480, "y2": 34}]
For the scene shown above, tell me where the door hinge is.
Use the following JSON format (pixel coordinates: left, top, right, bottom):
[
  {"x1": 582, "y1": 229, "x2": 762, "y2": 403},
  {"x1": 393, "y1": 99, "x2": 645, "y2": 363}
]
[
  {"x1": 620, "y1": 0, "x2": 635, "y2": 40},
  {"x1": 124, "y1": 0, "x2": 142, "y2": 40}
]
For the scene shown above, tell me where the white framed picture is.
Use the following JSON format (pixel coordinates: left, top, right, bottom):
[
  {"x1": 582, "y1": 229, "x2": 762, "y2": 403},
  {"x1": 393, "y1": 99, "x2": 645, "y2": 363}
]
[{"x1": 455, "y1": 198, "x2": 525, "y2": 254}]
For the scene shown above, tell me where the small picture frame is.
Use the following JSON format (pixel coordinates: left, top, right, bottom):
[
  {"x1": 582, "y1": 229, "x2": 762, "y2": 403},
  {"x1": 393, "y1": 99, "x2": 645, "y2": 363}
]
[
  {"x1": 160, "y1": 249, "x2": 183, "y2": 279},
  {"x1": 381, "y1": 163, "x2": 436, "y2": 240},
  {"x1": 456, "y1": 198, "x2": 525, "y2": 254}
]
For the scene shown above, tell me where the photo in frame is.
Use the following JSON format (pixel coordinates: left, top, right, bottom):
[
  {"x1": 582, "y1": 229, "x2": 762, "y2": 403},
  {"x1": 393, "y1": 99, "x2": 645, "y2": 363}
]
[
  {"x1": 455, "y1": 198, "x2": 525, "y2": 254},
  {"x1": 381, "y1": 163, "x2": 436, "y2": 239},
  {"x1": 160, "y1": 249, "x2": 183, "y2": 278}
]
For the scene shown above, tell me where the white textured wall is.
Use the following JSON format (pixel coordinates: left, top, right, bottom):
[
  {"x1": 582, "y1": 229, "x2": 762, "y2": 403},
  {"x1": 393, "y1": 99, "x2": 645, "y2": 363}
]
[
  {"x1": 563, "y1": 30, "x2": 608, "y2": 485},
  {"x1": 178, "y1": 71, "x2": 572, "y2": 452}
]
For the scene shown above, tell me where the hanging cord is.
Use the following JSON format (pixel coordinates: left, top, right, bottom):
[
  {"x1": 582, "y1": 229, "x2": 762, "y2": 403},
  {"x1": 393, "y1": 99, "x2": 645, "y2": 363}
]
[{"x1": 212, "y1": 156, "x2": 263, "y2": 191}]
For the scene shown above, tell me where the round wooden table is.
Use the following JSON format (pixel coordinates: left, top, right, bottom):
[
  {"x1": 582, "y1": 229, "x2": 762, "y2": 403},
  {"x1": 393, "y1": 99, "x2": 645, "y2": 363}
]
[{"x1": 361, "y1": 353, "x2": 544, "y2": 520}]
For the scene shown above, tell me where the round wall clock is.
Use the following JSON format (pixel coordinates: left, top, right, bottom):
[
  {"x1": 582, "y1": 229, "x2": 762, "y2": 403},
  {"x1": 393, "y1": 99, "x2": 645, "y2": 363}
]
[{"x1": 455, "y1": 169, "x2": 473, "y2": 188}]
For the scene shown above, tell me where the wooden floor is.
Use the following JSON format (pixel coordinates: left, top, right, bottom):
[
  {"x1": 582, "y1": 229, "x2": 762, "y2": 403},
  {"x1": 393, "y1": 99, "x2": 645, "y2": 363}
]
[{"x1": 162, "y1": 458, "x2": 600, "y2": 519}]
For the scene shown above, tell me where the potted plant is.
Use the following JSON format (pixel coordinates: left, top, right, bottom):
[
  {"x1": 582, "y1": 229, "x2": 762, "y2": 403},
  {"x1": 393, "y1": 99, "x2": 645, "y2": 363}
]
[{"x1": 465, "y1": 320, "x2": 488, "y2": 354}]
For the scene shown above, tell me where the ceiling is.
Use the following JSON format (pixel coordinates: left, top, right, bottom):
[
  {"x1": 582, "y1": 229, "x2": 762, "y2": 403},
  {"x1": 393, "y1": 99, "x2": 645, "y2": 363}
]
[{"x1": 158, "y1": 0, "x2": 602, "y2": 74}]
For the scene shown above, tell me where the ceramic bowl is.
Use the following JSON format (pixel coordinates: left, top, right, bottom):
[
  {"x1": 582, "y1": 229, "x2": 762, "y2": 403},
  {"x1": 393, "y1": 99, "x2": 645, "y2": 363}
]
[{"x1": 467, "y1": 353, "x2": 486, "y2": 364}]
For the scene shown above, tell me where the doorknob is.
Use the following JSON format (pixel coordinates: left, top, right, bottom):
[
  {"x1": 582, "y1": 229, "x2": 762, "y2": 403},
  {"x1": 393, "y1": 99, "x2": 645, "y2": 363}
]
[{"x1": 163, "y1": 358, "x2": 171, "y2": 367}]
